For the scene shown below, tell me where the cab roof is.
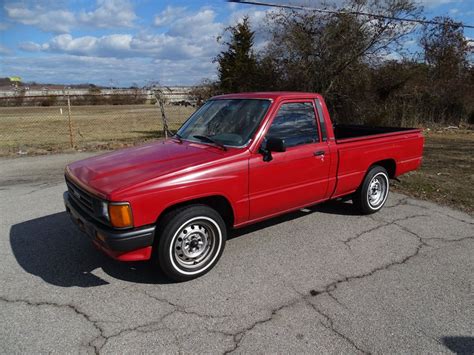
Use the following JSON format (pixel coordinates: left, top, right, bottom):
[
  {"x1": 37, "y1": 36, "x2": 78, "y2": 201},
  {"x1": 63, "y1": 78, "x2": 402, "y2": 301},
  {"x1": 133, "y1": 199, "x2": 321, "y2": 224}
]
[{"x1": 211, "y1": 92, "x2": 323, "y2": 101}]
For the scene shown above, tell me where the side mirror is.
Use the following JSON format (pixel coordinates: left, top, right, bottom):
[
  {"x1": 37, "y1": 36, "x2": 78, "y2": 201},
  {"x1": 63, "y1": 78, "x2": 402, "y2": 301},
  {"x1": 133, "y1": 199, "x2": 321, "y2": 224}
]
[
  {"x1": 266, "y1": 137, "x2": 286, "y2": 153},
  {"x1": 260, "y1": 137, "x2": 286, "y2": 162}
]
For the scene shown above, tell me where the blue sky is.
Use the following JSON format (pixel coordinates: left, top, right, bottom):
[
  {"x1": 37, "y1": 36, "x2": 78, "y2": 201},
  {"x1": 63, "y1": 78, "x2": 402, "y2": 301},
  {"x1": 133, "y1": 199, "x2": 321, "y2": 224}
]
[{"x1": 0, "y1": 0, "x2": 473, "y2": 87}]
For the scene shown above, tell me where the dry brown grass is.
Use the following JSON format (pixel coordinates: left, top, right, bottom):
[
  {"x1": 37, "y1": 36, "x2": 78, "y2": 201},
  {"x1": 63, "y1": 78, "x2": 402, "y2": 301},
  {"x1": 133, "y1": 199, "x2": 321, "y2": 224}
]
[
  {"x1": 392, "y1": 128, "x2": 473, "y2": 216},
  {"x1": 0, "y1": 104, "x2": 194, "y2": 155}
]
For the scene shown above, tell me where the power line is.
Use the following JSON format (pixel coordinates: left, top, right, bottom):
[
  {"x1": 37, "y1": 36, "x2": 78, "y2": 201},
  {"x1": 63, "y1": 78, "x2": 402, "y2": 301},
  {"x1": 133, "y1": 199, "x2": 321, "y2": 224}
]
[{"x1": 228, "y1": 0, "x2": 474, "y2": 29}]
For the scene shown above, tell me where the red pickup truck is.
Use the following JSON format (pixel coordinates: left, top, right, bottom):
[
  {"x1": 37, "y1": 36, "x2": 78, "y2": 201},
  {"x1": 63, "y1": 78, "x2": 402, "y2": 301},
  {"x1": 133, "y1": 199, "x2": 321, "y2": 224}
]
[{"x1": 64, "y1": 92, "x2": 423, "y2": 281}]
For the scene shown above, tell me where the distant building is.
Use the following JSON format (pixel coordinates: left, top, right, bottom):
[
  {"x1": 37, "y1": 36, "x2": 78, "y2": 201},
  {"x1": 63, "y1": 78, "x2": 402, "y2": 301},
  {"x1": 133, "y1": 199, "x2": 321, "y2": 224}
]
[{"x1": 0, "y1": 86, "x2": 194, "y2": 104}]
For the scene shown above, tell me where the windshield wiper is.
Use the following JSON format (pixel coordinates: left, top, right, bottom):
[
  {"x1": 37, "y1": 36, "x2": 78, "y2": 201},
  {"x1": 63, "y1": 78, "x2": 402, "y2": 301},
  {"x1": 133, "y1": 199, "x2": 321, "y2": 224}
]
[
  {"x1": 193, "y1": 135, "x2": 227, "y2": 151},
  {"x1": 173, "y1": 132, "x2": 183, "y2": 143}
]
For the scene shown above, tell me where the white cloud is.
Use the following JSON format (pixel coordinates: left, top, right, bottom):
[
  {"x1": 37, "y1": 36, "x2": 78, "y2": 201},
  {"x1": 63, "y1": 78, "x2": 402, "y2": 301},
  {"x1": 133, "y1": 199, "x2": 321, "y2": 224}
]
[
  {"x1": 154, "y1": 6, "x2": 186, "y2": 27},
  {"x1": 79, "y1": 0, "x2": 136, "y2": 28},
  {"x1": 4, "y1": 0, "x2": 137, "y2": 33},
  {"x1": 381, "y1": 52, "x2": 403, "y2": 61},
  {"x1": 19, "y1": 41, "x2": 44, "y2": 52},
  {"x1": 37, "y1": 33, "x2": 134, "y2": 57},
  {"x1": 0, "y1": 54, "x2": 217, "y2": 86},
  {"x1": 154, "y1": 5, "x2": 273, "y2": 56},
  {"x1": 3, "y1": 4, "x2": 282, "y2": 85},
  {"x1": 228, "y1": 8, "x2": 270, "y2": 29},
  {"x1": 21, "y1": 30, "x2": 220, "y2": 61},
  {"x1": 130, "y1": 33, "x2": 215, "y2": 60},
  {"x1": 20, "y1": 6, "x2": 231, "y2": 61},
  {"x1": 167, "y1": 9, "x2": 221, "y2": 38},
  {"x1": 4, "y1": 3, "x2": 76, "y2": 33},
  {"x1": 467, "y1": 38, "x2": 473, "y2": 50}
]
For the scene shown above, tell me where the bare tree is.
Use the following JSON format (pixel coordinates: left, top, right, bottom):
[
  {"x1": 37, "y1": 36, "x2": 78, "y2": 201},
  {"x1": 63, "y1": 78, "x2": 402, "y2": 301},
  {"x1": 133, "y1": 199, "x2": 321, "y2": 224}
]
[
  {"x1": 421, "y1": 17, "x2": 470, "y2": 79},
  {"x1": 146, "y1": 82, "x2": 173, "y2": 138},
  {"x1": 212, "y1": 1, "x2": 473, "y2": 125}
]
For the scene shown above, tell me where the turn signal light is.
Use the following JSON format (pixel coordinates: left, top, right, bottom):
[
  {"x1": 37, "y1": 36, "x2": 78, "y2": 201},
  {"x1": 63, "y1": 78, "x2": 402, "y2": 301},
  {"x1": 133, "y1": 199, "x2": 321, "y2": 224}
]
[{"x1": 109, "y1": 204, "x2": 133, "y2": 228}]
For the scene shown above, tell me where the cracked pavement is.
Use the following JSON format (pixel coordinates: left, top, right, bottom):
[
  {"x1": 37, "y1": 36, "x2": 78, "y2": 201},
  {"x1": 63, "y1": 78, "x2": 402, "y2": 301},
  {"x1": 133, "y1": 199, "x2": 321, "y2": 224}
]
[{"x1": 1, "y1": 153, "x2": 473, "y2": 354}]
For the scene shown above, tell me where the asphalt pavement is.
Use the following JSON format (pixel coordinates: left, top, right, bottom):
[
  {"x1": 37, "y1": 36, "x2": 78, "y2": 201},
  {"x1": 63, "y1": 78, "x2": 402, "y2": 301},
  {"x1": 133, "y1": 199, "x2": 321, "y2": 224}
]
[{"x1": 0, "y1": 152, "x2": 473, "y2": 354}]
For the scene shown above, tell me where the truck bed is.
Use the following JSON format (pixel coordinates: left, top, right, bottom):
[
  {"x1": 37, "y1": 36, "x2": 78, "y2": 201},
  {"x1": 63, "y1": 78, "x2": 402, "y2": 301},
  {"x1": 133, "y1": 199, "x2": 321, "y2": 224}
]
[
  {"x1": 334, "y1": 124, "x2": 418, "y2": 142},
  {"x1": 330, "y1": 125, "x2": 424, "y2": 199}
]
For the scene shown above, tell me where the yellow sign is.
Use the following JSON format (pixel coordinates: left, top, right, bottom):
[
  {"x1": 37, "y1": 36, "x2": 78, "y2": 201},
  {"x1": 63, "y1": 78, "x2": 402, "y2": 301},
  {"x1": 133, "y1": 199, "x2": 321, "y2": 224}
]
[{"x1": 9, "y1": 76, "x2": 22, "y2": 82}]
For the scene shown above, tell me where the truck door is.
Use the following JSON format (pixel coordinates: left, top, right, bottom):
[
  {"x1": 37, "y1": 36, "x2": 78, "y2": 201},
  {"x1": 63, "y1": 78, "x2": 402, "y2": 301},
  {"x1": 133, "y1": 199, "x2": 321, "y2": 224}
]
[{"x1": 248, "y1": 100, "x2": 331, "y2": 220}]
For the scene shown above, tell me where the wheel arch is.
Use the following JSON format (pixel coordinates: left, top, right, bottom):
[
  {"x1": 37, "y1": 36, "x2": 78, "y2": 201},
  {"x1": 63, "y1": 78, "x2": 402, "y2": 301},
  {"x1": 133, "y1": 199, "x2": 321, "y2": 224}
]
[
  {"x1": 369, "y1": 159, "x2": 396, "y2": 178},
  {"x1": 155, "y1": 195, "x2": 235, "y2": 230}
]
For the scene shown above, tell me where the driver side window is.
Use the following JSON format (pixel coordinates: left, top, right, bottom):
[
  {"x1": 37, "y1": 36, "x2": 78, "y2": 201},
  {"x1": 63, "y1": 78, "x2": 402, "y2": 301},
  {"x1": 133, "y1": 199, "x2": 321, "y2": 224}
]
[{"x1": 266, "y1": 102, "x2": 319, "y2": 148}]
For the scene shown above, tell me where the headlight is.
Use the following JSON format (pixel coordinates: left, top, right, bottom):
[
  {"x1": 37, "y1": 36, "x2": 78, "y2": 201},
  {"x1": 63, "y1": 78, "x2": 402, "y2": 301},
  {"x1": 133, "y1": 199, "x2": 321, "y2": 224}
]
[{"x1": 108, "y1": 203, "x2": 133, "y2": 228}]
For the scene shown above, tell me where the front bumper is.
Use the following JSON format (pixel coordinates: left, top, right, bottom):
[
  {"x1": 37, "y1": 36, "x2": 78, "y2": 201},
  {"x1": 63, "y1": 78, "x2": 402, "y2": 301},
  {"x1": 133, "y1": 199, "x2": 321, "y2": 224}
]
[{"x1": 64, "y1": 192, "x2": 155, "y2": 261}]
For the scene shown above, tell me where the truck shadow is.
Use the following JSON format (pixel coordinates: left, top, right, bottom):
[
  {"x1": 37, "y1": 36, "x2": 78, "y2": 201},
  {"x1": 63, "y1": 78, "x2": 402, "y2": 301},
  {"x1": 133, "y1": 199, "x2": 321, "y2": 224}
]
[
  {"x1": 10, "y1": 199, "x2": 357, "y2": 288},
  {"x1": 9, "y1": 212, "x2": 171, "y2": 287},
  {"x1": 441, "y1": 336, "x2": 474, "y2": 355},
  {"x1": 231, "y1": 199, "x2": 358, "y2": 238}
]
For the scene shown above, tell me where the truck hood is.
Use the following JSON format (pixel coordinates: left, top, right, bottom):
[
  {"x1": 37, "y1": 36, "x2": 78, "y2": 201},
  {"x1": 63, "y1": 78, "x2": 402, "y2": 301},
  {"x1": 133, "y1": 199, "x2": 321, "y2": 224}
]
[{"x1": 66, "y1": 140, "x2": 231, "y2": 198}]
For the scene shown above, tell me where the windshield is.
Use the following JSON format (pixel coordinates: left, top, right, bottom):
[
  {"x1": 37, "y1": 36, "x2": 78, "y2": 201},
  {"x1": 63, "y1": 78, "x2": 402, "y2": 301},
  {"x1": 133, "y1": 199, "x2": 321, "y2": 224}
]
[{"x1": 177, "y1": 99, "x2": 271, "y2": 147}]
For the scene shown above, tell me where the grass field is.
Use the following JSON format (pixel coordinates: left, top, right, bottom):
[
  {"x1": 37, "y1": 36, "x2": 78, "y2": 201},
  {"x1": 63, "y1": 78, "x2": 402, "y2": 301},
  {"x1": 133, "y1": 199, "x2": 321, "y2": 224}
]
[
  {"x1": 1, "y1": 104, "x2": 472, "y2": 215},
  {"x1": 0, "y1": 104, "x2": 194, "y2": 155},
  {"x1": 392, "y1": 129, "x2": 473, "y2": 216}
]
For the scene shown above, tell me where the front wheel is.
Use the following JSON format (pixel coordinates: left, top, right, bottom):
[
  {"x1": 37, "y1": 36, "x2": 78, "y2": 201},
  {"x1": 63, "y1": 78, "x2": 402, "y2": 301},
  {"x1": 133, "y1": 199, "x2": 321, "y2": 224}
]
[
  {"x1": 155, "y1": 204, "x2": 227, "y2": 282},
  {"x1": 353, "y1": 166, "x2": 390, "y2": 214}
]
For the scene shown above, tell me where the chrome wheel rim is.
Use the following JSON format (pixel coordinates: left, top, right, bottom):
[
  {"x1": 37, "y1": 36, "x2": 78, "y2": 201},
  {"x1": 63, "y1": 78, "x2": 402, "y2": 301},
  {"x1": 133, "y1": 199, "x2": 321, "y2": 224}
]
[
  {"x1": 367, "y1": 172, "x2": 388, "y2": 209},
  {"x1": 173, "y1": 219, "x2": 217, "y2": 270}
]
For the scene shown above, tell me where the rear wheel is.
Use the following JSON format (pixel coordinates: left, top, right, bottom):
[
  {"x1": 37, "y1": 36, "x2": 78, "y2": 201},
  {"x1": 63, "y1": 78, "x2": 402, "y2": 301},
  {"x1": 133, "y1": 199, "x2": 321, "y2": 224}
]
[
  {"x1": 353, "y1": 166, "x2": 390, "y2": 214},
  {"x1": 155, "y1": 204, "x2": 226, "y2": 282}
]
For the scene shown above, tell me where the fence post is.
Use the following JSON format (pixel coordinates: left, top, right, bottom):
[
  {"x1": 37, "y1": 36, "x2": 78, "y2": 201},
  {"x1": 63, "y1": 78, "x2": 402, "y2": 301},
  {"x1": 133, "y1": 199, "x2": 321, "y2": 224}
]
[{"x1": 66, "y1": 92, "x2": 74, "y2": 148}]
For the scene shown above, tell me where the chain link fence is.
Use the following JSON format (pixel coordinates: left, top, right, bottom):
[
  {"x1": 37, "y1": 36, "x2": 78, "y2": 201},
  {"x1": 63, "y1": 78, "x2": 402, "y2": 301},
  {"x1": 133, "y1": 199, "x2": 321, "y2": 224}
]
[{"x1": 0, "y1": 93, "x2": 195, "y2": 156}]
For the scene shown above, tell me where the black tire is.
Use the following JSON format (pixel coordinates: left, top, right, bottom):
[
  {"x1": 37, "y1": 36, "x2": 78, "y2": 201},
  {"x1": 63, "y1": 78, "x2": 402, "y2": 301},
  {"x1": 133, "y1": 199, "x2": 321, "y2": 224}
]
[
  {"x1": 353, "y1": 166, "x2": 390, "y2": 215},
  {"x1": 155, "y1": 204, "x2": 227, "y2": 282}
]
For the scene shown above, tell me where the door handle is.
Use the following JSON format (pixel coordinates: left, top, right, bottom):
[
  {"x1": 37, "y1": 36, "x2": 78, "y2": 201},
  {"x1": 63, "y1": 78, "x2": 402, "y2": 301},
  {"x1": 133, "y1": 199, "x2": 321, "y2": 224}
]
[{"x1": 314, "y1": 150, "x2": 325, "y2": 156}]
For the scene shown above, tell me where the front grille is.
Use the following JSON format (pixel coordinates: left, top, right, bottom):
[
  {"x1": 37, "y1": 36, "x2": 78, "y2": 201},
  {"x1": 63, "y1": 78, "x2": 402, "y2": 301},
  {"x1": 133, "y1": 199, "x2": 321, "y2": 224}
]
[{"x1": 66, "y1": 178, "x2": 95, "y2": 214}]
